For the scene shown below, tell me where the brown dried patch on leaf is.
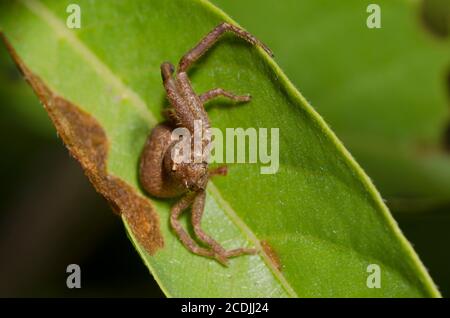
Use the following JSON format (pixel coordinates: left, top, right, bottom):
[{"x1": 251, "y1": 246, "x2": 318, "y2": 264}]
[
  {"x1": 1, "y1": 34, "x2": 164, "y2": 254},
  {"x1": 260, "y1": 240, "x2": 282, "y2": 271}
]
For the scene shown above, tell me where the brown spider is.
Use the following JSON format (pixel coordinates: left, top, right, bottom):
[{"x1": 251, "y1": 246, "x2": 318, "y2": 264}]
[{"x1": 139, "y1": 22, "x2": 273, "y2": 265}]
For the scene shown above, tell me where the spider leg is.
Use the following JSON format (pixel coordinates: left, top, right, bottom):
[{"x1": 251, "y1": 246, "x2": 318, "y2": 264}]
[
  {"x1": 191, "y1": 191, "x2": 229, "y2": 265},
  {"x1": 170, "y1": 193, "x2": 215, "y2": 260},
  {"x1": 224, "y1": 248, "x2": 258, "y2": 258},
  {"x1": 199, "y1": 88, "x2": 251, "y2": 105},
  {"x1": 191, "y1": 190, "x2": 258, "y2": 264},
  {"x1": 178, "y1": 22, "x2": 273, "y2": 73},
  {"x1": 209, "y1": 165, "x2": 228, "y2": 177},
  {"x1": 161, "y1": 108, "x2": 181, "y2": 126}
]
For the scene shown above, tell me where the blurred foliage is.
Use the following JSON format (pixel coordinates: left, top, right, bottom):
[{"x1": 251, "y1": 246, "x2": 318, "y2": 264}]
[
  {"x1": 422, "y1": 0, "x2": 450, "y2": 38},
  {"x1": 213, "y1": 0, "x2": 450, "y2": 210},
  {"x1": 0, "y1": 43, "x2": 53, "y2": 138}
]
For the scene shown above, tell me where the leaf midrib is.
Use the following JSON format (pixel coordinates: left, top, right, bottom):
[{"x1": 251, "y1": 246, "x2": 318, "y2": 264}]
[{"x1": 19, "y1": 0, "x2": 298, "y2": 297}]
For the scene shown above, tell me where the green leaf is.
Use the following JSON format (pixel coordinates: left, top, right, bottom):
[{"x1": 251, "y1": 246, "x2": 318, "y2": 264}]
[
  {"x1": 213, "y1": 0, "x2": 450, "y2": 209},
  {"x1": 0, "y1": 0, "x2": 440, "y2": 297}
]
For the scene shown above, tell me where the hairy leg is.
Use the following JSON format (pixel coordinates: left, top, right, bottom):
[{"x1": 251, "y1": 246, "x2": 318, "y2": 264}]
[
  {"x1": 178, "y1": 22, "x2": 273, "y2": 73},
  {"x1": 192, "y1": 190, "x2": 258, "y2": 263},
  {"x1": 224, "y1": 247, "x2": 258, "y2": 258},
  {"x1": 199, "y1": 88, "x2": 251, "y2": 104},
  {"x1": 191, "y1": 191, "x2": 229, "y2": 265},
  {"x1": 209, "y1": 165, "x2": 228, "y2": 177},
  {"x1": 170, "y1": 193, "x2": 215, "y2": 259},
  {"x1": 161, "y1": 108, "x2": 181, "y2": 125}
]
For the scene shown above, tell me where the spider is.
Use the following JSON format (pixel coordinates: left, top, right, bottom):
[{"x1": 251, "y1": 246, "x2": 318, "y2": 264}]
[{"x1": 139, "y1": 22, "x2": 273, "y2": 265}]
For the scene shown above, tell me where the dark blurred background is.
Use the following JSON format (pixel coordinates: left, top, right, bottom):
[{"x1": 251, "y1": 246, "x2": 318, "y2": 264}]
[{"x1": 0, "y1": 0, "x2": 449, "y2": 297}]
